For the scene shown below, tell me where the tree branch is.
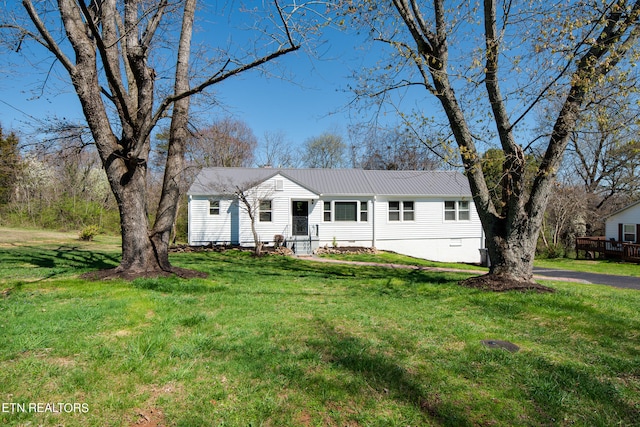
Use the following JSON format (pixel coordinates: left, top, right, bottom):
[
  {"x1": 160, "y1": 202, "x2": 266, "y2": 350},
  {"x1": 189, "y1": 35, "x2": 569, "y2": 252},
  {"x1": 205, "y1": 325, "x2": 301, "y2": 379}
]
[
  {"x1": 21, "y1": 0, "x2": 75, "y2": 73},
  {"x1": 77, "y1": 0, "x2": 134, "y2": 132}
]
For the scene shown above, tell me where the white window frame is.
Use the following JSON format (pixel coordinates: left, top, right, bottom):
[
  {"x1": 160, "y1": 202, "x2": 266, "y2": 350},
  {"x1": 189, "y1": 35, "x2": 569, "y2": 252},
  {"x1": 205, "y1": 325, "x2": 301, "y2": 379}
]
[
  {"x1": 388, "y1": 201, "x2": 401, "y2": 221},
  {"x1": 623, "y1": 224, "x2": 636, "y2": 242},
  {"x1": 209, "y1": 199, "x2": 220, "y2": 216},
  {"x1": 259, "y1": 199, "x2": 273, "y2": 222},
  {"x1": 402, "y1": 201, "x2": 415, "y2": 221},
  {"x1": 360, "y1": 201, "x2": 369, "y2": 222},
  {"x1": 458, "y1": 200, "x2": 470, "y2": 221},
  {"x1": 323, "y1": 200, "x2": 369, "y2": 222},
  {"x1": 389, "y1": 201, "x2": 415, "y2": 222},
  {"x1": 444, "y1": 200, "x2": 471, "y2": 221},
  {"x1": 323, "y1": 201, "x2": 332, "y2": 222}
]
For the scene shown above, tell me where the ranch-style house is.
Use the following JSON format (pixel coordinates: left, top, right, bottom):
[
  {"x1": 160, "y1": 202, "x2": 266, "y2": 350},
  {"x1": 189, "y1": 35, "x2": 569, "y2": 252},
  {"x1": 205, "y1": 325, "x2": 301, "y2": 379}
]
[{"x1": 187, "y1": 167, "x2": 484, "y2": 263}]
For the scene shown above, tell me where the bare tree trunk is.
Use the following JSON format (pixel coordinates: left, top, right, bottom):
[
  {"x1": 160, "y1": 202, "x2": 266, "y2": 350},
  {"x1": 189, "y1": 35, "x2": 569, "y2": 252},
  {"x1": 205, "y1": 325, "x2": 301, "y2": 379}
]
[
  {"x1": 236, "y1": 189, "x2": 263, "y2": 256},
  {"x1": 250, "y1": 219, "x2": 263, "y2": 257},
  {"x1": 149, "y1": 0, "x2": 196, "y2": 273}
]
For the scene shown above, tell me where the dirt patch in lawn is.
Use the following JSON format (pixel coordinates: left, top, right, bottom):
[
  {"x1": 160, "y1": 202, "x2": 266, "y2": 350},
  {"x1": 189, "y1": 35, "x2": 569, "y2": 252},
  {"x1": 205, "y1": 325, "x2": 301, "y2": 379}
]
[
  {"x1": 130, "y1": 407, "x2": 165, "y2": 427},
  {"x1": 129, "y1": 383, "x2": 183, "y2": 427}
]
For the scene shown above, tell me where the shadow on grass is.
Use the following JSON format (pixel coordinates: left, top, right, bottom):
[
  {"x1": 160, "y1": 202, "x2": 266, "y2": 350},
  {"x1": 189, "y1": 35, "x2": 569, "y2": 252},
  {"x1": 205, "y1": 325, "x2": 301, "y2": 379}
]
[
  {"x1": 176, "y1": 251, "x2": 473, "y2": 286},
  {"x1": 0, "y1": 245, "x2": 120, "y2": 281},
  {"x1": 523, "y1": 356, "x2": 640, "y2": 425},
  {"x1": 130, "y1": 276, "x2": 227, "y2": 294},
  {"x1": 304, "y1": 318, "x2": 474, "y2": 426}
]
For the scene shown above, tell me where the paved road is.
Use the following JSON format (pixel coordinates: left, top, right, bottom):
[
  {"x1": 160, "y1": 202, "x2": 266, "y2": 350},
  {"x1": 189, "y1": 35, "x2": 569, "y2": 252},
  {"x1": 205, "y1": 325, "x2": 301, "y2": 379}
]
[{"x1": 533, "y1": 268, "x2": 640, "y2": 290}]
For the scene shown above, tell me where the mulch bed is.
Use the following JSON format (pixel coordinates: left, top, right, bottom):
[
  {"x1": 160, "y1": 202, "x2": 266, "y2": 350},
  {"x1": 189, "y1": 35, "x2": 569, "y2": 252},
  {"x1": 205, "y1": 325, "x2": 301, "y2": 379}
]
[
  {"x1": 81, "y1": 266, "x2": 207, "y2": 281},
  {"x1": 459, "y1": 274, "x2": 556, "y2": 293}
]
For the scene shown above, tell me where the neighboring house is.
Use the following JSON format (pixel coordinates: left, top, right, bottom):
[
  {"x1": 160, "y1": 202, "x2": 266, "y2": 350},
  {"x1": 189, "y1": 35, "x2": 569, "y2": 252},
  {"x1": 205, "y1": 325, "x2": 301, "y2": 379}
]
[
  {"x1": 605, "y1": 200, "x2": 640, "y2": 243},
  {"x1": 187, "y1": 167, "x2": 484, "y2": 263}
]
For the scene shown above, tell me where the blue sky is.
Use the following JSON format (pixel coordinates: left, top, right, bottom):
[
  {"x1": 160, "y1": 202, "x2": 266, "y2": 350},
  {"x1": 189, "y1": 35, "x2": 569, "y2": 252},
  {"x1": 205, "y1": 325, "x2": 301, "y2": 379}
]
[{"x1": 0, "y1": 3, "x2": 388, "y2": 152}]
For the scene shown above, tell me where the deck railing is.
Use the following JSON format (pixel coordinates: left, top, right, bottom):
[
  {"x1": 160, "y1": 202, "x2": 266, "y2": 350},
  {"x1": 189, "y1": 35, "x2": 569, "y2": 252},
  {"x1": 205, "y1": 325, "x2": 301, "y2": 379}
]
[{"x1": 575, "y1": 237, "x2": 640, "y2": 263}]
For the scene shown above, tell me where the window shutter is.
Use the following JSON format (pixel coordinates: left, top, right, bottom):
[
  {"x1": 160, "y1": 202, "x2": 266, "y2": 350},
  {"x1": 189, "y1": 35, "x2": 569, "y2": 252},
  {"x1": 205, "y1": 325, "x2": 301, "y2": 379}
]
[
  {"x1": 618, "y1": 223, "x2": 623, "y2": 242},
  {"x1": 636, "y1": 224, "x2": 640, "y2": 243}
]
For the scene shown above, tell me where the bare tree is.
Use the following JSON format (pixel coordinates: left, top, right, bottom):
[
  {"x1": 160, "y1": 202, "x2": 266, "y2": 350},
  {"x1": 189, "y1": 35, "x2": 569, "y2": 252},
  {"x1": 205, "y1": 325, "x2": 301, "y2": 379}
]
[
  {"x1": 3, "y1": 0, "x2": 312, "y2": 278},
  {"x1": 257, "y1": 130, "x2": 300, "y2": 168},
  {"x1": 344, "y1": 0, "x2": 640, "y2": 288},
  {"x1": 234, "y1": 185, "x2": 275, "y2": 256},
  {"x1": 302, "y1": 132, "x2": 347, "y2": 168},
  {"x1": 563, "y1": 93, "x2": 640, "y2": 209},
  {"x1": 352, "y1": 125, "x2": 443, "y2": 170},
  {"x1": 540, "y1": 185, "x2": 588, "y2": 256},
  {"x1": 191, "y1": 117, "x2": 258, "y2": 168}
]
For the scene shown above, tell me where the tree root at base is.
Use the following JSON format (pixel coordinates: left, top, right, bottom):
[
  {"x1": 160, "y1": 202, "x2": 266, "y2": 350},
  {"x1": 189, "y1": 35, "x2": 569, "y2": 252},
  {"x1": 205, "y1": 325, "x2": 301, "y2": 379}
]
[
  {"x1": 80, "y1": 266, "x2": 207, "y2": 281},
  {"x1": 459, "y1": 274, "x2": 555, "y2": 293}
]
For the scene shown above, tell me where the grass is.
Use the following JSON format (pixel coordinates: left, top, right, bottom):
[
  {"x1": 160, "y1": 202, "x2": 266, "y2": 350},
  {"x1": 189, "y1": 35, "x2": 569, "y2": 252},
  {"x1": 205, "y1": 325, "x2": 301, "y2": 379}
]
[
  {"x1": 0, "y1": 229, "x2": 639, "y2": 426},
  {"x1": 317, "y1": 250, "x2": 488, "y2": 271},
  {"x1": 320, "y1": 247, "x2": 640, "y2": 277}
]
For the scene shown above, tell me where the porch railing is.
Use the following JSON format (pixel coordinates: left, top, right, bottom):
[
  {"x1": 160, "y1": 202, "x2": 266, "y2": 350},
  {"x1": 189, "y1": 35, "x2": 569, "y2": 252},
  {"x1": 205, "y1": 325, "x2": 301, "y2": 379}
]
[
  {"x1": 285, "y1": 224, "x2": 319, "y2": 255},
  {"x1": 575, "y1": 237, "x2": 640, "y2": 263}
]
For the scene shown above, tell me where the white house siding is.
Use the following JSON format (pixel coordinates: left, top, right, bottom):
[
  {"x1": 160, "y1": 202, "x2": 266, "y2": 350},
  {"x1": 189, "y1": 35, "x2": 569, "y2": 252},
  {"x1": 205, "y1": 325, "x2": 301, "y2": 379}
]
[
  {"x1": 372, "y1": 196, "x2": 483, "y2": 263},
  {"x1": 188, "y1": 196, "x2": 234, "y2": 245},
  {"x1": 605, "y1": 202, "x2": 640, "y2": 243},
  {"x1": 227, "y1": 174, "x2": 319, "y2": 246}
]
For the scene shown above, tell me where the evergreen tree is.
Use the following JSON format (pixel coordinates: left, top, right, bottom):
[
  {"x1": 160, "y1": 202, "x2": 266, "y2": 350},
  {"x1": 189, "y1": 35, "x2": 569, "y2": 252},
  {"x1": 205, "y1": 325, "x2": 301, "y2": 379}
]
[{"x1": 0, "y1": 126, "x2": 21, "y2": 205}]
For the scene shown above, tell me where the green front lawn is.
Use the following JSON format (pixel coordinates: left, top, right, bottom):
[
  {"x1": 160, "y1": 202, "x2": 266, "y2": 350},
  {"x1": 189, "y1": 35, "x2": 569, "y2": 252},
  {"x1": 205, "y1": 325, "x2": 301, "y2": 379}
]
[
  {"x1": 317, "y1": 250, "x2": 488, "y2": 271},
  {"x1": 0, "y1": 233, "x2": 638, "y2": 426}
]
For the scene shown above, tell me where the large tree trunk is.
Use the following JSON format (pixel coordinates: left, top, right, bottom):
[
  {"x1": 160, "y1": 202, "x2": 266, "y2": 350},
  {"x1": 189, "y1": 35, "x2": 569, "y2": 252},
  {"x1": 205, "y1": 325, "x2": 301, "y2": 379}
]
[
  {"x1": 485, "y1": 216, "x2": 539, "y2": 283},
  {"x1": 115, "y1": 168, "x2": 159, "y2": 275}
]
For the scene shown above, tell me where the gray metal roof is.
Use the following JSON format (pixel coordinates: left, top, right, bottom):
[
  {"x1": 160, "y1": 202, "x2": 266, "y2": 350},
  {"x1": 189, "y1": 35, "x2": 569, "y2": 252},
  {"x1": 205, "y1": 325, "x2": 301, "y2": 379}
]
[{"x1": 188, "y1": 167, "x2": 471, "y2": 197}]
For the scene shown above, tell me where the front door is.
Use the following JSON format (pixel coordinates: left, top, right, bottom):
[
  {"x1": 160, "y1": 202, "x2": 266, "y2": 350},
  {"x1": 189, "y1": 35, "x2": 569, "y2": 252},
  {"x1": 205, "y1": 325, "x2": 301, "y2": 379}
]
[{"x1": 292, "y1": 201, "x2": 309, "y2": 236}]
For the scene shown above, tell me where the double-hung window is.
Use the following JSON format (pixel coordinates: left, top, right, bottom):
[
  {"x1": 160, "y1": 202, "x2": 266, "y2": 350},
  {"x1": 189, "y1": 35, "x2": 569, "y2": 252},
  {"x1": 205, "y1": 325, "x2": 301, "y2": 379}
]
[
  {"x1": 259, "y1": 200, "x2": 272, "y2": 222},
  {"x1": 389, "y1": 201, "x2": 415, "y2": 222},
  {"x1": 209, "y1": 200, "x2": 220, "y2": 216},
  {"x1": 458, "y1": 201, "x2": 470, "y2": 220},
  {"x1": 360, "y1": 201, "x2": 369, "y2": 222},
  {"x1": 324, "y1": 202, "x2": 332, "y2": 222},
  {"x1": 623, "y1": 224, "x2": 636, "y2": 242},
  {"x1": 445, "y1": 200, "x2": 470, "y2": 221},
  {"x1": 403, "y1": 201, "x2": 415, "y2": 221}
]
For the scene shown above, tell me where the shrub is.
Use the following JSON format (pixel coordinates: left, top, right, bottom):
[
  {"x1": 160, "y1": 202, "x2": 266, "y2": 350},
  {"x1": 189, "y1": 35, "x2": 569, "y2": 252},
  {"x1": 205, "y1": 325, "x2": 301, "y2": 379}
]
[
  {"x1": 537, "y1": 243, "x2": 565, "y2": 259},
  {"x1": 79, "y1": 225, "x2": 100, "y2": 241}
]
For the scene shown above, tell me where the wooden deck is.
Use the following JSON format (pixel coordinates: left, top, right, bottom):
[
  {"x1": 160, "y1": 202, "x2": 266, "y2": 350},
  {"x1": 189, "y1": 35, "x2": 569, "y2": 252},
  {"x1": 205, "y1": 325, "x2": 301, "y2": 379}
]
[{"x1": 575, "y1": 237, "x2": 640, "y2": 263}]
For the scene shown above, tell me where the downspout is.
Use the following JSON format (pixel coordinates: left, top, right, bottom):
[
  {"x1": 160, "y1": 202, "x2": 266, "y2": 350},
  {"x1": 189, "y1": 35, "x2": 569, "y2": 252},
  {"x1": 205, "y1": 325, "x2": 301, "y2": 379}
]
[
  {"x1": 188, "y1": 194, "x2": 192, "y2": 245},
  {"x1": 372, "y1": 195, "x2": 377, "y2": 249}
]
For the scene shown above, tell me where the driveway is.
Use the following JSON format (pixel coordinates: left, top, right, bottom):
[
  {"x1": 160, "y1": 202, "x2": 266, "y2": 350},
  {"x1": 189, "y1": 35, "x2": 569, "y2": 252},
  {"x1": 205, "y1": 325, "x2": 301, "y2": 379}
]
[{"x1": 533, "y1": 267, "x2": 640, "y2": 290}]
